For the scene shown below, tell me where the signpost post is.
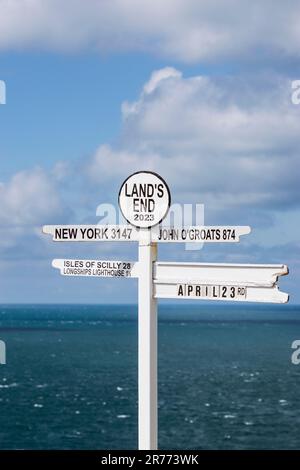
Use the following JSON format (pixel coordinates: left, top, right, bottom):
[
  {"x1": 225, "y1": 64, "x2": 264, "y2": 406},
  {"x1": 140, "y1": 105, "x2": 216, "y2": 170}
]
[
  {"x1": 138, "y1": 229, "x2": 158, "y2": 450},
  {"x1": 43, "y1": 170, "x2": 289, "y2": 450}
]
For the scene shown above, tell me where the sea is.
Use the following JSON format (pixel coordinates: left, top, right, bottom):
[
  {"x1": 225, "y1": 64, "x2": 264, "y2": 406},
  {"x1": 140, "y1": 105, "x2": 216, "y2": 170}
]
[{"x1": 0, "y1": 303, "x2": 299, "y2": 450}]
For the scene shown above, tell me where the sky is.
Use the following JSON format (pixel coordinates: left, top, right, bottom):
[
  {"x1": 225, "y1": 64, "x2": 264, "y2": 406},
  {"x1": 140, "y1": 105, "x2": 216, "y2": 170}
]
[{"x1": 0, "y1": 0, "x2": 299, "y2": 303}]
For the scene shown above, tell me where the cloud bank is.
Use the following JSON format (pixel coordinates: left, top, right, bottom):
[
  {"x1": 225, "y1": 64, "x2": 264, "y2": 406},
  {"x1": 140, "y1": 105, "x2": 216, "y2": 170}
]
[
  {"x1": 1, "y1": 67, "x2": 298, "y2": 247},
  {"x1": 0, "y1": 1, "x2": 300, "y2": 64},
  {"x1": 87, "y1": 68, "x2": 300, "y2": 212}
]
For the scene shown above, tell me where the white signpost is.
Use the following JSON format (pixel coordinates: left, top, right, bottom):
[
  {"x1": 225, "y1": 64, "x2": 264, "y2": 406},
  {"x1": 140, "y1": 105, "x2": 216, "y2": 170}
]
[{"x1": 42, "y1": 171, "x2": 289, "y2": 451}]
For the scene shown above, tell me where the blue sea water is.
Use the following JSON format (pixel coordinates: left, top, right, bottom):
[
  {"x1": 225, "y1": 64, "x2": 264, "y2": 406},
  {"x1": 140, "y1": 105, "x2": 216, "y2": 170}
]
[{"x1": 0, "y1": 303, "x2": 299, "y2": 450}]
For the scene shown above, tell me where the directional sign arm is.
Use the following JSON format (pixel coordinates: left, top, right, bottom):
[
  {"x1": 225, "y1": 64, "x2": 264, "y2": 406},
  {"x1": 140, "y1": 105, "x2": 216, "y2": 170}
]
[
  {"x1": 43, "y1": 224, "x2": 251, "y2": 243},
  {"x1": 42, "y1": 225, "x2": 140, "y2": 242},
  {"x1": 154, "y1": 262, "x2": 289, "y2": 303},
  {"x1": 151, "y1": 225, "x2": 251, "y2": 243},
  {"x1": 52, "y1": 259, "x2": 140, "y2": 278}
]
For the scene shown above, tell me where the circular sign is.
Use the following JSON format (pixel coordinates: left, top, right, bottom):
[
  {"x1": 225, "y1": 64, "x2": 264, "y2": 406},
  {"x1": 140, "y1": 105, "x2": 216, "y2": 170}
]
[{"x1": 118, "y1": 171, "x2": 171, "y2": 228}]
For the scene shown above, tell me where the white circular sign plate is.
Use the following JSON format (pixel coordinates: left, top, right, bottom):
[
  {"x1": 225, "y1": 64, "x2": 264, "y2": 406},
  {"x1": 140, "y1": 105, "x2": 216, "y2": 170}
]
[{"x1": 118, "y1": 171, "x2": 171, "y2": 228}]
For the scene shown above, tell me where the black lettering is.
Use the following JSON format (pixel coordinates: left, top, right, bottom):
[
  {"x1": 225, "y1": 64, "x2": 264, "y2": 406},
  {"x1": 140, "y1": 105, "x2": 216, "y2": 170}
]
[
  {"x1": 187, "y1": 285, "x2": 193, "y2": 296},
  {"x1": 125, "y1": 183, "x2": 130, "y2": 197},
  {"x1": 140, "y1": 198, "x2": 147, "y2": 212},
  {"x1": 94, "y1": 228, "x2": 101, "y2": 239},
  {"x1": 206, "y1": 230, "x2": 212, "y2": 240},
  {"x1": 157, "y1": 183, "x2": 164, "y2": 198},
  {"x1": 133, "y1": 199, "x2": 140, "y2": 212},
  {"x1": 147, "y1": 184, "x2": 154, "y2": 197},
  {"x1": 178, "y1": 285, "x2": 184, "y2": 296},
  {"x1": 132, "y1": 184, "x2": 139, "y2": 197},
  {"x1": 148, "y1": 199, "x2": 155, "y2": 212},
  {"x1": 139, "y1": 184, "x2": 146, "y2": 197}
]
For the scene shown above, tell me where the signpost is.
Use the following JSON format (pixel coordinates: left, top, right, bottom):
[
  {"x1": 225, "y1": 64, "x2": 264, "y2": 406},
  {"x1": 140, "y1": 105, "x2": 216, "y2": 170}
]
[{"x1": 42, "y1": 170, "x2": 289, "y2": 450}]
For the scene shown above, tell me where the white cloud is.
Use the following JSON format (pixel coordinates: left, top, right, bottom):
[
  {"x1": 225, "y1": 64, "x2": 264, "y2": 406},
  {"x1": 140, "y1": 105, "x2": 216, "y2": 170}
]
[
  {"x1": 143, "y1": 67, "x2": 182, "y2": 95},
  {"x1": 0, "y1": 167, "x2": 62, "y2": 225},
  {"x1": 86, "y1": 144, "x2": 159, "y2": 184},
  {"x1": 87, "y1": 68, "x2": 300, "y2": 211},
  {"x1": 0, "y1": 1, "x2": 300, "y2": 63},
  {"x1": 122, "y1": 67, "x2": 182, "y2": 118},
  {"x1": 0, "y1": 167, "x2": 65, "y2": 250}
]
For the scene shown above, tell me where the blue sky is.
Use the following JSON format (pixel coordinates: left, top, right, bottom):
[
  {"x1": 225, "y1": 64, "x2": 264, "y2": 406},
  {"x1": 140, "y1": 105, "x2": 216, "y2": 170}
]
[{"x1": 0, "y1": 1, "x2": 299, "y2": 303}]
